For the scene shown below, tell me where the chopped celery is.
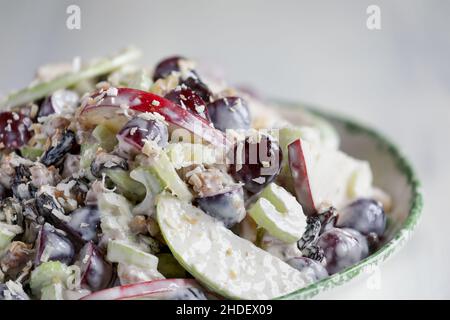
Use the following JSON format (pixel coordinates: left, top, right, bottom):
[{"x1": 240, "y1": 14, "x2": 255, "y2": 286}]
[
  {"x1": 130, "y1": 167, "x2": 165, "y2": 215},
  {"x1": 93, "y1": 124, "x2": 118, "y2": 152},
  {"x1": 79, "y1": 143, "x2": 99, "y2": 181},
  {"x1": 0, "y1": 47, "x2": 141, "y2": 108},
  {"x1": 20, "y1": 146, "x2": 44, "y2": 161},
  {"x1": 30, "y1": 261, "x2": 71, "y2": 296},
  {"x1": 104, "y1": 169, "x2": 146, "y2": 202},
  {"x1": 249, "y1": 183, "x2": 306, "y2": 243},
  {"x1": 150, "y1": 152, "x2": 193, "y2": 202}
]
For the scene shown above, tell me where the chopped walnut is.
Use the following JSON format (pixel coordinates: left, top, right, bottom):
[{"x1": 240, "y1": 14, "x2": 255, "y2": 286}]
[
  {"x1": 0, "y1": 242, "x2": 34, "y2": 280},
  {"x1": 185, "y1": 166, "x2": 234, "y2": 197},
  {"x1": 129, "y1": 215, "x2": 148, "y2": 235},
  {"x1": 30, "y1": 163, "x2": 61, "y2": 188},
  {"x1": 40, "y1": 116, "x2": 70, "y2": 138},
  {"x1": 146, "y1": 217, "x2": 160, "y2": 237}
]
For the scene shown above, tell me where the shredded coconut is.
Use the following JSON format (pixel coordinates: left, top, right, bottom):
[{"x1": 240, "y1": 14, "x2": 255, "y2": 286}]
[
  {"x1": 106, "y1": 87, "x2": 118, "y2": 97},
  {"x1": 137, "y1": 111, "x2": 168, "y2": 125}
]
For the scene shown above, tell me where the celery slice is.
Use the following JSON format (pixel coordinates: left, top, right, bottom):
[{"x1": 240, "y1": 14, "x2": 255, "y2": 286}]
[
  {"x1": 92, "y1": 124, "x2": 118, "y2": 152},
  {"x1": 0, "y1": 47, "x2": 141, "y2": 108},
  {"x1": 104, "y1": 169, "x2": 146, "y2": 202}
]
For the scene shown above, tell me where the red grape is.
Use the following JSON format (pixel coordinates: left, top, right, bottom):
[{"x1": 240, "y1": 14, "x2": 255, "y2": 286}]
[{"x1": 0, "y1": 112, "x2": 32, "y2": 150}]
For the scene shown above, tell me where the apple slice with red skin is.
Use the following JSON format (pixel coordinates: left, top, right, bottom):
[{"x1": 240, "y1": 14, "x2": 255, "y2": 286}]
[
  {"x1": 80, "y1": 278, "x2": 207, "y2": 300},
  {"x1": 78, "y1": 88, "x2": 228, "y2": 147},
  {"x1": 287, "y1": 139, "x2": 316, "y2": 216}
]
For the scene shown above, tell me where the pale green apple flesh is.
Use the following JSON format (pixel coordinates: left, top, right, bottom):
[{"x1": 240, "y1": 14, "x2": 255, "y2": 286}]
[
  {"x1": 249, "y1": 183, "x2": 307, "y2": 243},
  {"x1": 156, "y1": 194, "x2": 313, "y2": 300},
  {"x1": 107, "y1": 240, "x2": 159, "y2": 269}
]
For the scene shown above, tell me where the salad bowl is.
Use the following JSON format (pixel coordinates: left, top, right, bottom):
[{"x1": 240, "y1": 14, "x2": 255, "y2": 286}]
[
  {"x1": 273, "y1": 103, "x2": 423, "y2": 299},
  {"x1": 0, "y1": 48, "x2": 422, "y2": 300}
]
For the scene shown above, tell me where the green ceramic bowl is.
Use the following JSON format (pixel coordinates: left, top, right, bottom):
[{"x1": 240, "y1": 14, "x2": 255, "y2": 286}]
[{"x1": 270, "y1": 102, "x2": 423, "y2": 300}]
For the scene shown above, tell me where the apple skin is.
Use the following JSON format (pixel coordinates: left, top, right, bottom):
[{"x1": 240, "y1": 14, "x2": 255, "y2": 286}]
[
  {"x1": 78, "y1": 88, "x2": 228, "y2": 147},
  {"x1": 80, "y1": 278, "x2": 204, "y2": 300},
  {"x1": 287, "y1": 139, "x2": 316, "y2": 216}
]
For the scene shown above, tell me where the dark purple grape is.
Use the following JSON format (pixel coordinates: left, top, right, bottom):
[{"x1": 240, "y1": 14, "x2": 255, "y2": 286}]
[
  {"x1": 316, "y1": 228, "x2": 368, "y2": 274},
  {"x1": 286, "y1": 257, "x2": 328, "y2": 282},
  {"x1": 38, "y1": 89, "x2": 79, "y2": 118},
  {"x1": 90, "y1": 152, "x2": 128, "y2": 178},
  {"x1": 195, "y1": 186, "x2": 246, "y2": 228},
  {"x1": 35, "y1": 223, "x2": 75, "y2": 266},
  {"x1": 165, "y1": 87, "x2": 209, "y2": 120},
  {"x1": 117, "y1": 117, "x2": 168, "y2": 154},
  {"x1": 180, "y1": 76, "x2": 212, "y2": 103},
  {"x1": 65, "y1": 206, "x2": 100, "y2": 243},
  {"x1": 336, "y1": 199, "x2": 386, "y2": 237},
  {"x1": 153, "y1": 56, "x2": 185, "y2": 81},
  {"x1": 341, "y1": 228, "x2": 369, "y2": 258},
  {"x1": 229, "y1": 135, "x2": 282, "y2": 194},
  {"x1": 207, "y1": 97, "x2": 251, "y2": 132},
  {"x1": 78, "y1": 242, "x2": 114, "y2": 291},
  {"x1": 0, "y1": 112, "x2": 32, "y2": 149}
]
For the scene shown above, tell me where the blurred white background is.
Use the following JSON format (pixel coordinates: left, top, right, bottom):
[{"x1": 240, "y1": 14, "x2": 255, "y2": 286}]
[{"x1": 1, "y1": 0, "x2": 449, "y2": 299}]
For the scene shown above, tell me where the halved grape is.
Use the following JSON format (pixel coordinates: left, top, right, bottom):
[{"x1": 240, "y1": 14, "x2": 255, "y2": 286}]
[
  {"x1": 116, "y1": 117, "x2": 168, "y2": 155},
  {"x1": 165, "y1": 87, "x2": 209, "y2": 120},
  {"x1": 65, "y1": 206, "x2": 101, "y2": 243},
  {"x1": 0, "y1": 112, "x2": 32, "y2": 150},
  {"x1": 78, "y1": 241, "x2": 114, "y2": 291},
  {"x1": 38, "y1": 89, "x2": 79, "y2": 118},
  {"x1": 153, "y1": 56, "x2": 185, "y2": 81},
  {"x1": 229, "y1": 135, "x2": 282, "y2": 194},
  {"x1": 35, "y1": 223, "x2": 75, "y2": 266}
]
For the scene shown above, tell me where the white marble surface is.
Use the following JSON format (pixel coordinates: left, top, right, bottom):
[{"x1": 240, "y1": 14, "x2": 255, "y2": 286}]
[{"x1": 1, "y1": 0, "x2": 449, "y2": 299}]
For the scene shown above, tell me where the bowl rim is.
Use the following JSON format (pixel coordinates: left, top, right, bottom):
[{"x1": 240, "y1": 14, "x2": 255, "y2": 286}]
[{"x1": 271, "y1": 101, "x2": 423, "y2": 300}]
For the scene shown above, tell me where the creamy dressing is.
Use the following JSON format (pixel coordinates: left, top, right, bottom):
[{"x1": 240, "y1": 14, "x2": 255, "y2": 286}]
[{"x1": 157, "y1": 194, "x2": 314, "y2": 300}]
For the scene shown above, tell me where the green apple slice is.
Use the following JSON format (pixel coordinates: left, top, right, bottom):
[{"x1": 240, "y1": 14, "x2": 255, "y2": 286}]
[
  {"x1": 150, "y1": 152, "x2": 193, "y2": 202},
  {"x1": 249, "y1": 184, "x2": 307, "y2": 243},
  {"x1": 156, "y1": 194, "x2": 312, "y2": 300},
  {"x1": 107, "y1": 240, "x2": 159, "y2": 269},
  {"x1": 0, "y1": 47, "x2": 141, "y2": 108}
]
